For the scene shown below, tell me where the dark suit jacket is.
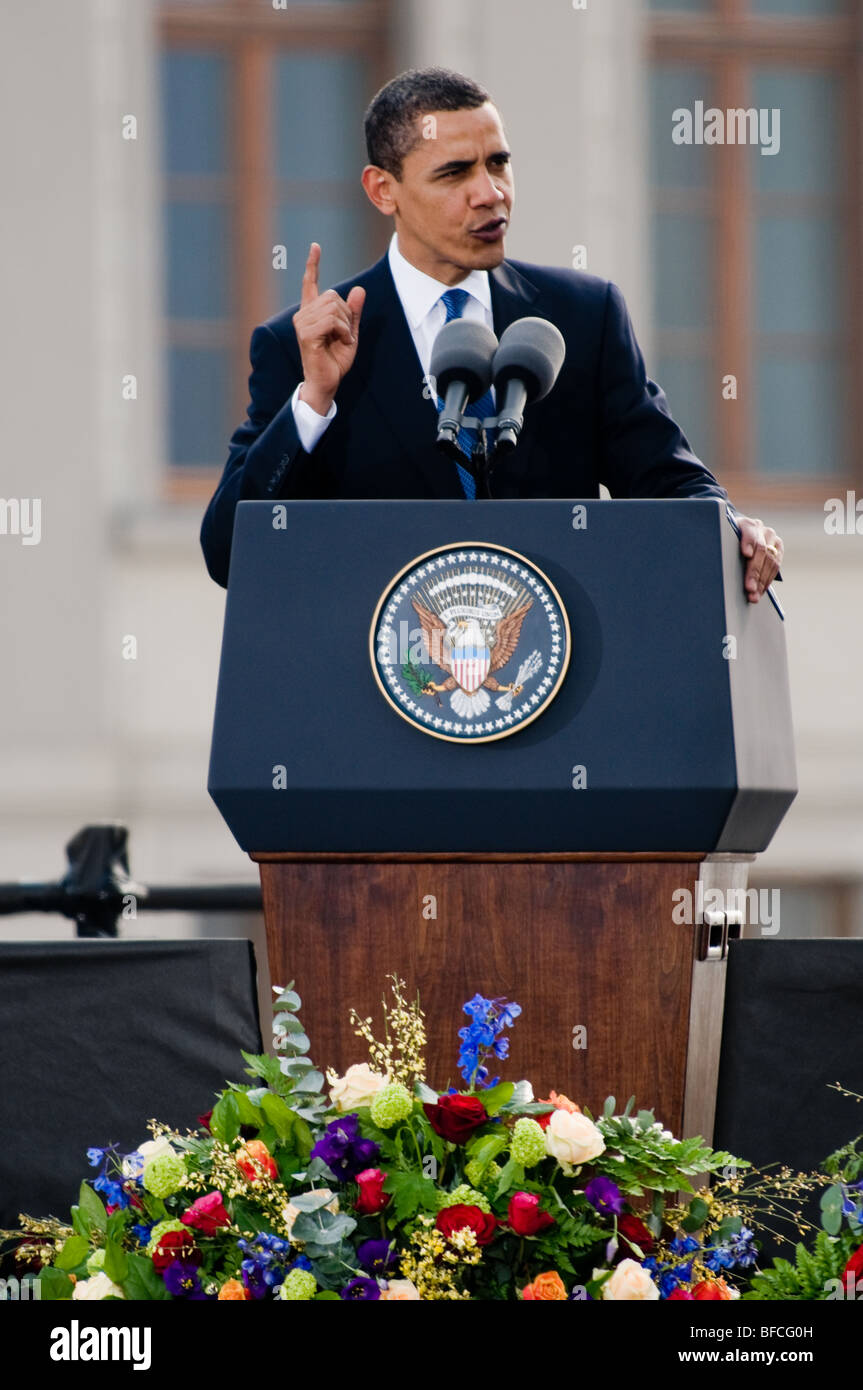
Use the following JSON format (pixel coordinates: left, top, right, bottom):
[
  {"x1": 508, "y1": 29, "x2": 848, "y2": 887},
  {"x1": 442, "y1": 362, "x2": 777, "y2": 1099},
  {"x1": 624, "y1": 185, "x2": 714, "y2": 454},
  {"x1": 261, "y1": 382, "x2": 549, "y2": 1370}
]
[{"x1": 200, "y1": 252, "x2": 728, "y2": 587}]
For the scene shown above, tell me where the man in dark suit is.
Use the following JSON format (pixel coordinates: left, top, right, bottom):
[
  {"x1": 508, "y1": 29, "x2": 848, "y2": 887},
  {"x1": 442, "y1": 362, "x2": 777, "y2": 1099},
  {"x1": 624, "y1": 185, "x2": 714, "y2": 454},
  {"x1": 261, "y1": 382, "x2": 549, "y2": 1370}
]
[{"x1": 200, "y1": 67, "x2": 783, "y2": 597}]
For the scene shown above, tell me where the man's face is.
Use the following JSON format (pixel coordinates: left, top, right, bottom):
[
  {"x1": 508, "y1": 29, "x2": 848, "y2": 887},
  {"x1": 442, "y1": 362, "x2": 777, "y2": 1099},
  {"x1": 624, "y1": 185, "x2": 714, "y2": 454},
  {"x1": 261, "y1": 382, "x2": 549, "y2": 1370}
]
[{"x1": 363, "y1": 102, "x2": 514, "y2": 285}]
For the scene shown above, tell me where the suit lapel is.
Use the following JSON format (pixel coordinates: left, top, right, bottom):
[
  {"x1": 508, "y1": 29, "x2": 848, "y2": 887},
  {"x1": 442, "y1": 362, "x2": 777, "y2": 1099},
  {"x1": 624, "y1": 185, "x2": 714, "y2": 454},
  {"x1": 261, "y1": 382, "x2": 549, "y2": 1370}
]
[{"x1": 356, "y1": 256, "x2": 459, "y2": 497}]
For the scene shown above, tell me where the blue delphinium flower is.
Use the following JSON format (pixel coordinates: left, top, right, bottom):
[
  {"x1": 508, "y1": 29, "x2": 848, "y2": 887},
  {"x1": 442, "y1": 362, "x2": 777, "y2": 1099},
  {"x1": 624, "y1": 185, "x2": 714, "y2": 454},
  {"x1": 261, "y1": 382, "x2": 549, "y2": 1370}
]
[
  {"x1": 311, "y1": 1114, "x2": 380, "y2": 1181},
  {"x1": 86, "y1": 1147, "x2": 106, "y2": 1168},
  {"x1": 457, "y1": 994, "x2": 522, "y2": 1089},
  {"x1": 238, "y1": 1233, "x2": 292, "y2": 1299}
]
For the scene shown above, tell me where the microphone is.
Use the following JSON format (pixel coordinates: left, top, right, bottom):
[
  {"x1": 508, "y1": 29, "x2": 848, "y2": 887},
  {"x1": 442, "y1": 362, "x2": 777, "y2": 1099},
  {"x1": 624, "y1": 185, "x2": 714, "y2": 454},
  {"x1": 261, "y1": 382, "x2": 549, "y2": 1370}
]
[
  {"x1": 492, "y1": 317, "x2": 566, "y2": 453},
  {"x1": 430, "y1": 319, "x2": 499, "y2": 452}
]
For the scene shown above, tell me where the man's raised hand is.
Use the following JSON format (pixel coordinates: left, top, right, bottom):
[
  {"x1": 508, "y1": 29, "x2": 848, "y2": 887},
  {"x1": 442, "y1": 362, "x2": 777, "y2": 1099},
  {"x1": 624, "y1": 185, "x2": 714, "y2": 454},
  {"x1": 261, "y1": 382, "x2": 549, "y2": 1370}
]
[{"x1": 293, "y1": 242, "x2": 366, "y2": 416}]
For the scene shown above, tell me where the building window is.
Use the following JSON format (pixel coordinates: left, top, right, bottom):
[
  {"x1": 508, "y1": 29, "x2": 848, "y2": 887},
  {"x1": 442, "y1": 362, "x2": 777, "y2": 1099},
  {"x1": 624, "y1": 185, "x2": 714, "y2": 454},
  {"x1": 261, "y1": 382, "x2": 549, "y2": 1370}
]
[
  {"x1": 647, "y1": 0, "x2": 860, "y2": 504},
  {"x1": 159, "y1": 0, "x2": 392, "y2": 491}
]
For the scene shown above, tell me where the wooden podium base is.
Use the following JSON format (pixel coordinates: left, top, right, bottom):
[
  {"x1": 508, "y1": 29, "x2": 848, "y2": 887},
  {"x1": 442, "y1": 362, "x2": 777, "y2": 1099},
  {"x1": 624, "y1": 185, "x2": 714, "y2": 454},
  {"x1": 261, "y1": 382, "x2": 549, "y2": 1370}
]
[{"x1": 252, "y1": 852, "x2": 750, "y2": 1143}]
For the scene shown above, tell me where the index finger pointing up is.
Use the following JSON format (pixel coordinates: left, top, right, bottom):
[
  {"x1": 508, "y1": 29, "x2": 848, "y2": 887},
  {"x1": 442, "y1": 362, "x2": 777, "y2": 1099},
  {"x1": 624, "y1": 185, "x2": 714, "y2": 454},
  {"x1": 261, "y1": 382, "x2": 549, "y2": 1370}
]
[{"x1": 300, "y1": 242, "x2": 321, "y2": 306}]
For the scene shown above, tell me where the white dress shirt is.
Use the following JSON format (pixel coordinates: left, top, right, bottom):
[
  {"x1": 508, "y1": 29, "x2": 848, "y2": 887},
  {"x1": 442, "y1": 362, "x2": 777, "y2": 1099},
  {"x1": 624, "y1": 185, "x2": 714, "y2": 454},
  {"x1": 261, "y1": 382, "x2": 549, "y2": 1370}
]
[{"x1": 290, "y1": 231, "x2": 494, "y2": 452}]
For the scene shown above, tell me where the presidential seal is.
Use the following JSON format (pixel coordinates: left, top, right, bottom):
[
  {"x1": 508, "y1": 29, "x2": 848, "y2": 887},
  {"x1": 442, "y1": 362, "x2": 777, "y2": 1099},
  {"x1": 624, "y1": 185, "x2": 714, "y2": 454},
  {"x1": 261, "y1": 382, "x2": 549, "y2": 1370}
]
[{"x1": 370, "y1": 542, "x2": 570, "y2": 743}]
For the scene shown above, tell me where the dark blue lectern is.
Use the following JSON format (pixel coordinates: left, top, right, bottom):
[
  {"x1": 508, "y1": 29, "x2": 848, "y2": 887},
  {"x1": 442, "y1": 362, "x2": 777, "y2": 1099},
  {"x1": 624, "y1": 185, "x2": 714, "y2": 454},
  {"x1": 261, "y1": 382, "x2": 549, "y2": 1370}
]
[{"x1": 208, "y1": 499, "x2": 796, "y2": 1137}]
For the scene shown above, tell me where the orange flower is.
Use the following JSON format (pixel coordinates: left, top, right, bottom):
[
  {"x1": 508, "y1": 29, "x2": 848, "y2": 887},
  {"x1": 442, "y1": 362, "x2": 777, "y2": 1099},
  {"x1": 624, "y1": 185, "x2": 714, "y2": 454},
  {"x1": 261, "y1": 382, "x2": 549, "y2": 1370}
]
[
  {"x1": 218, "y1": 1278, "x2": 250, "y2": 1301},
  {"x1": 548, "y1": 1091, "x2": 580, "y2": 1113},
  {"x1": 522, "y1": 1271, "x2": 568, "y2": 1301},
  {"x1": 236, "y1": 1140, "x2": 278, "y2": 1182}
]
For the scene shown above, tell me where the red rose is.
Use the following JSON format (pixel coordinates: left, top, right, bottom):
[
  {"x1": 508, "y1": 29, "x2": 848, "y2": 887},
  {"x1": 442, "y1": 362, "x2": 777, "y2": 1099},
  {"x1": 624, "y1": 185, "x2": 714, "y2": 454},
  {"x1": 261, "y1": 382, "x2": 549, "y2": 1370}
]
[
  {"x1": 618, "y1": 1213, "x2": 655, "y2": 1258},
  {"x1": 666, "y1": 1287, "x2": 694, "y2": 1300},
  {"x1": 198, "y1": 1110, "x2": 213, "y2": 1132},
  {"x1": 355, "y1": 1168, "x2": 390, "y2": 1216},
  {"x1": 181, "y1": 1191, "x2": 231, "y2": 1235},
  {"x1": 507, "y1": 1191, "x2": 555, "y2": 1237},
  {"x1": 151, "y1": 1228, "x2": 201, "y2": 1274},
  {"x1": 692, "y1": 1278, "x2": 732, "y2": 1300},
  {"x1": 423, "y1": 1095, "x2": 488, "y2": 1145},
  {"x1": 842, "y1": 1245, "x2": 863, "y2": 1298},
  {"x1": 436, "y1": 1204, "x2": 498, "y2": 1247}
]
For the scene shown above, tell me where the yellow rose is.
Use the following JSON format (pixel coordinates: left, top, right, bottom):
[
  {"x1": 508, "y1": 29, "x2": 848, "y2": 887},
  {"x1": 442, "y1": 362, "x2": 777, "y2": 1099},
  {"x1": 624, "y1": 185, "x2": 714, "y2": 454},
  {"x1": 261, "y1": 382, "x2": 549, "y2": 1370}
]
[
  {"x1": 602, "y1": 1259, "x2": 660, "y2": 1301},
  {"x1": 544, "y1": 1108, "x2": 605, "y2": 1170},
  {"x1": 328, "y1": 1063, "x2": 389, "y2": 1112}
]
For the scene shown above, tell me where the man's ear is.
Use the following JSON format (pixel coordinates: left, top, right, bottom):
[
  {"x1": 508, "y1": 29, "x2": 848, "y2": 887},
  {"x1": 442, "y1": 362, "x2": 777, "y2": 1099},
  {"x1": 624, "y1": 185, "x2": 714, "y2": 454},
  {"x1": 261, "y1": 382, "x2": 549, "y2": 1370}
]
[{"x1": 361, "y1": 164, "x2": 398, "y2": 217}]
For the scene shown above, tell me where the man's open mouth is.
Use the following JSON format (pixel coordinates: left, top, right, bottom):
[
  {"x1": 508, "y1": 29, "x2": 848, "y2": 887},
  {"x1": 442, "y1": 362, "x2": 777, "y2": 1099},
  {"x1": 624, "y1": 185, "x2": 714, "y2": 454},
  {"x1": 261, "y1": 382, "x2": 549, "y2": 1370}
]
[{"x1": 470, "y1": 218, "x2": 507, "y2": 240}]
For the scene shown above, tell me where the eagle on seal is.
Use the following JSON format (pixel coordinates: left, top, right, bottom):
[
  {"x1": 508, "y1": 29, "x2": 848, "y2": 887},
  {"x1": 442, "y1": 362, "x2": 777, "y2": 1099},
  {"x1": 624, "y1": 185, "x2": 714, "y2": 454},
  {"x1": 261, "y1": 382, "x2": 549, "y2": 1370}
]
[{"x1": 410, "y1": 597, "x2": 533, "y2": 719}]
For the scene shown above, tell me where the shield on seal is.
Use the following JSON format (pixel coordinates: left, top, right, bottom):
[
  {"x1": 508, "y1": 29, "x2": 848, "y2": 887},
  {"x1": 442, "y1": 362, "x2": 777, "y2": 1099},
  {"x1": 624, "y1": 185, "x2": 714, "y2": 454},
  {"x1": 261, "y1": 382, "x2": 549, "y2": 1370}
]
[{"x1": 449, "y1": 619, "x2": 491, "y2": 694}]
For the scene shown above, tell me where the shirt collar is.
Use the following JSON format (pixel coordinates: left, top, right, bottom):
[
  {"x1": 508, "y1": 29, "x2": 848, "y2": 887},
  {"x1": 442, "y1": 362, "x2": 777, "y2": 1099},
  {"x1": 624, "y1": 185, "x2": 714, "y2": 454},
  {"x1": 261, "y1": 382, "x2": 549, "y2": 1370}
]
[{"x1": 387, "y1": 231, "x2": 492, "y2": 328}]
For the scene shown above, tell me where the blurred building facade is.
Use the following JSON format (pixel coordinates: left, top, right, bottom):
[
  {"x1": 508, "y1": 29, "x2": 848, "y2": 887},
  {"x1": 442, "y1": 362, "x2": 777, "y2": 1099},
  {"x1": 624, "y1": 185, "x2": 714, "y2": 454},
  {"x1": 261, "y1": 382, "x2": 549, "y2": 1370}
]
[{"x1": 1, "y1": 0, "x2": 862, "y2": 945}]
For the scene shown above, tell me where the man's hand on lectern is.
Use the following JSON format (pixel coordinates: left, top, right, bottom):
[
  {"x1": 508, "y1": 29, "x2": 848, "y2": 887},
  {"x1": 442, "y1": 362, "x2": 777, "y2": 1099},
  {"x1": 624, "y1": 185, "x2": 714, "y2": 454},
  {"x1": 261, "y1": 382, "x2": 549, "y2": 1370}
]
[
  {"x1": 292, "y1": 242, "x2": 366, "y2": 416},
  {"x1": 735, "y1": 514, "x2": 784, "y2": 603}
]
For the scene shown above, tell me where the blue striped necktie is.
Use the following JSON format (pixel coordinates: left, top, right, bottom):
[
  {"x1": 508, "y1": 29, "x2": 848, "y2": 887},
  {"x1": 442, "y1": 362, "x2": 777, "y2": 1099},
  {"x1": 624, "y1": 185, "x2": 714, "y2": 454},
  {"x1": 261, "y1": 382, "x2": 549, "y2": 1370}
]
[{"x1": 435, "y1": 288, "x2": 495, "y2": 500}]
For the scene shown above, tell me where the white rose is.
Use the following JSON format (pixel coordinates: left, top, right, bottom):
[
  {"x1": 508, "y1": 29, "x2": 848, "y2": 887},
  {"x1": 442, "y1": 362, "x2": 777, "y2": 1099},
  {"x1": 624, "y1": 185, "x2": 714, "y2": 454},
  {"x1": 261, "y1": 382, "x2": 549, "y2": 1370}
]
[
  {"x1": 544, "y1": 1109, "x2": 605, "y2": 1170},
  {"x1": 72, "y1": 1272, "x2": 125, "y2": 1301},
  {"x1": 380, "y1": 1279, "x2": 420, "y2": 1301},
  {"x1": 328, "y1": 1063, "x2": 388, "y2": 1112},
  {"x1": 602, "y1": 1259, "x2": 660, "y2": 1301}
]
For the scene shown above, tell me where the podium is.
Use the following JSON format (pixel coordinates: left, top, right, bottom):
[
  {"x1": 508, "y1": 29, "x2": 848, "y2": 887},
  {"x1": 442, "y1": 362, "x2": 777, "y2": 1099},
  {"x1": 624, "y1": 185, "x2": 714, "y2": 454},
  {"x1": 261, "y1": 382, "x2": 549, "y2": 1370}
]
[{"x1": 208, "y1": 499, "x2": 796, "y2": 1140}]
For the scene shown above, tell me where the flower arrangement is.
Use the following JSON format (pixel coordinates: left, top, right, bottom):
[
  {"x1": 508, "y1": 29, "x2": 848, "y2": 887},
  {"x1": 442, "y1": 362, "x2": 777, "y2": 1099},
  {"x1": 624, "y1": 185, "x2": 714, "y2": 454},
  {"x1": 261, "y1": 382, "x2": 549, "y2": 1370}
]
[{"x1": 9, "y1": 980, "x2": 863, "y2": 1301}]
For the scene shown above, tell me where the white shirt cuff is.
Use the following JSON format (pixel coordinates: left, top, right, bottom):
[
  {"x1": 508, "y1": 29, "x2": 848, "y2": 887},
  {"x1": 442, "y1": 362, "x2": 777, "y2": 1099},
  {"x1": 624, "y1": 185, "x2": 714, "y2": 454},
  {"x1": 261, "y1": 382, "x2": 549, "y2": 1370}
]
[{"x1": 291, "y1": 383, "x2": 337, "y2": 453}]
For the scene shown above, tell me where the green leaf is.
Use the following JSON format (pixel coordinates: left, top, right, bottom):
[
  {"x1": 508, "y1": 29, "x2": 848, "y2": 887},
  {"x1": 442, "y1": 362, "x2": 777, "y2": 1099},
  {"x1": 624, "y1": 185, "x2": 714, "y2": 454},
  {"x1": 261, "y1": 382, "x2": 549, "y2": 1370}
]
[
  {"x1": 820, "y1": 1183, "x2": 844, "y2": 1236},
  {"x1": 494, "y1": 1158, "x2": 525, "y2": 1198},
  {"x1": 38, "y1": 1267, "x2": 75, "y2": 1300},
  {"x1": 687, "y1": 1196, "x2": 710, "y2": 1227},
  {"x1": 622, "y1": 1096, "x2": 636, "y2": 1118},
  {"x1": 289, "y1": 1191, "x2": 338, "y2": 1214},
  {"x1": 466, "y1": 1133, "x2": 508, "y2": 1170},
  {"x1": 602, "y1": 1096, "x2": 616, "y2": 1119},
  {"x1": 382, "y1": 1170, "x2": 439, "y2": 1222},
  {"x1": 75, "y1": 1181, "x2": 107, "y2": 1235},
  {"x1": 260, "y1": 1092, "x2": 297, "y2": 1142},
  {"x1": 102, "y1": 1238, "x2": 128, "y2": 1284},
  {"x1": 481, "y1": 1082, "x2": 514, "y2": 1116},
  {"x1": 227, "y1": 1088, "x2": 264, "y2": 1127},
  {"x1": 55, "y1": 1235, "x2": 89, "y2": 1271},
  {"x1": 122, "y1": 1253, "x2": 173, "y2": 1301},
  {"x1": 210, "y1": 1091, "x2": 242, "y2": 1144},
  {"x1": 273, "y1": 989, "x2": 301, "y2": 1012}
]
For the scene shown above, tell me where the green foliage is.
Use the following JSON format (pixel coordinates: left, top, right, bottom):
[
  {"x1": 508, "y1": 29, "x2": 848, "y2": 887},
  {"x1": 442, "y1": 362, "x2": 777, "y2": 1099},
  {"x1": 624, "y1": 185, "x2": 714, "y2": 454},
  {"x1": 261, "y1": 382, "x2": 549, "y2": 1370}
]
[
  {"x1": 382, "y1": 1170, "x2": 439, "y2": 1222},
  {"x1": 37, "y1": 1266, "x2": 75, "y2": 1300},
  {"x1": 71, "y1": 1181, "x2": 107, "y2": 1238},
  {"x1": 122, "y1": 1253, "x2": 172, "y2": 1301},
  {"x1": 744, "y1": 1229, "x2": 856, "y2": 1301}
]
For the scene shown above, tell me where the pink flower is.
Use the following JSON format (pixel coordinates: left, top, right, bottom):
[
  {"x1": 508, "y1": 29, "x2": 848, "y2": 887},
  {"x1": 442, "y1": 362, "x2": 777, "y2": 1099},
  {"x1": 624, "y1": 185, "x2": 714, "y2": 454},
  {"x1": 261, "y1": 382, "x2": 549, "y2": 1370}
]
[{"x1": 181, "y1": 1191, "x2": 231, "y2": 1235}]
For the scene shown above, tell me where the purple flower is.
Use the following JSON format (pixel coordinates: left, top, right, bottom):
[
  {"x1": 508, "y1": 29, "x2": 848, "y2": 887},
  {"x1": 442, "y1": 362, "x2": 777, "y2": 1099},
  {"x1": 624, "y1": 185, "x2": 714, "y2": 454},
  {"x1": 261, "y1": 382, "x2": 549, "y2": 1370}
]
[
  {"x1": 340, "y1": 1277, "x2": 381, "y2": 1300},
  {"x1": 311, "y1": 1114, "x2": 380, "y2": 1182},
  {"x1": 585, "y1": 1176, "x2": 624, "y2": 1215},
  {"x1": 163, "y1": 1259, "x2": 211, "y2": 1299},
  {"x1": 357, "y1": 1239, "x2": 398, "y2": 1275}
]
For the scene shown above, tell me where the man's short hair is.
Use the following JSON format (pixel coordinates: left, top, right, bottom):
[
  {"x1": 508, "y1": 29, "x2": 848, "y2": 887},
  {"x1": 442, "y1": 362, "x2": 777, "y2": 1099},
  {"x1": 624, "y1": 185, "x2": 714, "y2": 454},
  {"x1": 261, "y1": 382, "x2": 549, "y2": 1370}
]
[{"x1": 364, "y1": 67, "x2": 493, "y2": 179}]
